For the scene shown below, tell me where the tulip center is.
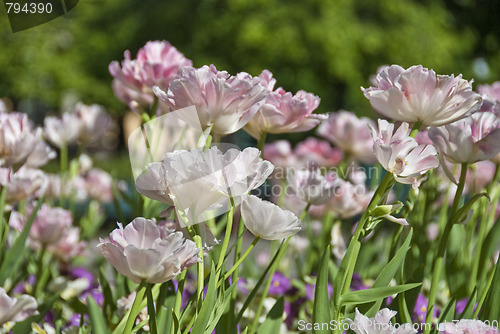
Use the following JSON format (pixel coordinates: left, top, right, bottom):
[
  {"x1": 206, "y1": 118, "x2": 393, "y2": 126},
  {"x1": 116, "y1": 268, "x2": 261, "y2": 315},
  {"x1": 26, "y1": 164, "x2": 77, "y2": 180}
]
[{"x1": 390, "y1": 156, "x2": 406, "y2": 175}]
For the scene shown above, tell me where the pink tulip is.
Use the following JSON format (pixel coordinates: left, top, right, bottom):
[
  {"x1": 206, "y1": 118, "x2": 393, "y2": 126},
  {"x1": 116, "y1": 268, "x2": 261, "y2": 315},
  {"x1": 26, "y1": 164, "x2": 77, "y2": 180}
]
[
  {"x1": 98, "y1": 217, "x2": 200, "y2": 283},
  {"x1": 362, "y1": 65, "x2": 482, "y2": 126},
  {"x1": 241, "y1": 195, "x2": 300, "y2": 240},
  {"x1": 25, "y1": 135, "x2": 56, "y2": 168},
  {"x1": 348, "y1": 308, "x2": 417, "y2": 334},
  {"x1": 137, "y1": 147, "x2": 273, "y2": 226},
  {"x1": 84, "y1": 168, "x2": 114, "y2": 203},
  {"x1": 44, "y1": 112, "x2": 82, "y2": 148},
  {"x1": 154, "y1": 65, "x2": 267, "y2": 135},
  {"x1": 325, "y1": 178, "x2": 372, "y2": 219},
  {"x1": 135, "y1": 161, "x2": 174, "y2": 205},
  {"x1": 244, "y1": 80, "x2": 325, "y2": 139},
  {"x1": 478, "y1": 81, "x2": 500, "y2": 115},
  {"x1": 48, "y1": 227, "x2": 86, "y2": 262},
  {"x1": 0, "y1": 288, "x2": 38, "y2": 325},
  {"x1": 369, "y1": 119, "x2": 439, "y2": 188},
  {"x1": 9, "y1": 204, "x2": 72, "y2": 248},
  {"x1": 429, "y1": 111, "x2": 500, "y2": 164},
  {"x1": 263, "y1": 140, "x2": 298, "y2": 169},
  {"x1": 465, "y1": 160, "x2": 497, "y2": 193},
  {"x1": 263, "y1": 138, "x2": 342, "y2": 172},
  {"x1": 294, "y1": 137, "x2": 343, "y2": 168},
  {"x1": 287, "y1": 169, "x2": 337, "y2": 205},
  {"x1": 0, "y1": 112, "x2": 45, "y2": 166},
  {"x1": 1, "y1": 167, "x2": 48, "y2": 202},
  {"x1": 74, "y1": 102, "x2": 112, "y2": 145},
  {"x1": 438, "y1": 320, "x2": 499, "y2": 334},
  {"x1": 317, "y1": 110, "x2": 376, "y2": 163},
  {"x1": 109, "y1": 40, "x2": 192, "y2": 110}
]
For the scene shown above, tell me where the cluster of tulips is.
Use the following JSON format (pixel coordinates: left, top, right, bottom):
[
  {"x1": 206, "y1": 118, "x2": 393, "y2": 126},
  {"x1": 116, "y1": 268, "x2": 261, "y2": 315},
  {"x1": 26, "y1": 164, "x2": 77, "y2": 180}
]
[{"x1": 1, "y1": 40, "x2": 500, "y2": 334}]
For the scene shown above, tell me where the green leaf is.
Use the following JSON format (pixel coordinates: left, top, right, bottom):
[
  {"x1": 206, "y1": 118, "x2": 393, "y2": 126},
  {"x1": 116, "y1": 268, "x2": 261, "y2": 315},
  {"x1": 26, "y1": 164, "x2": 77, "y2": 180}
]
[
  {"x1": 451, "y1": 193, "x2": 489, "y2": 225},
  {"x1": 205, "y1": 284, "x2": 237, "y2": 334},
  {"x1": 191, "y1": 262, "x2": 218, "y2": 333},
  {"x1": 258, "y1": 296, "x2": 285, "y2": 334},
  {"x1": 438, "y1": 298, "x2": 456, "y2": 323},
  {"x1": 87, "y1": 296, "x2": 110, "y2": 334},
  {"x1": 235, "y1": 239, "x2": 284, "y2": 324},
  {"x1": 333, "y1": 239, "x2": 360, "y2": 309},
  {"x1": 478, "y1": 216, "x2": 500, "y2": 279},
  {"x1": 99, "y1": 269, "x2": 115, "y2": 322},
  {"x1": 0, "y1": 195, "x2": 43, "y2": 285},
  {"x1": 459, "y1": 288, "x2": 477, "y2": 319},
  {"x1": 365, "y1": 229, "x2": 413, "y2": 317},
  {"x1": 156, "y1": 282, "x2": 175, "y2": 334},
  {"x1": 172, "y1": 310, "x2": 180, "y2": 334},
  {"x1": 340, "y1": 283, "x2": 421, "y2": 306},
  {"x1": 479, "y1": 256, "x2": 500, "y2": 321},
  {"x1": 313, "y1": 246, "x2": 331, "y2": 334}
]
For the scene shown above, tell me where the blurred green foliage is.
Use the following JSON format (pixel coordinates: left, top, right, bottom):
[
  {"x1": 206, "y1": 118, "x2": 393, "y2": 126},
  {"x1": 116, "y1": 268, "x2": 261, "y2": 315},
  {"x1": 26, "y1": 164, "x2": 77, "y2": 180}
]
[{"x1": 0, "y1": 0, "x2": 499, "y2": 117}]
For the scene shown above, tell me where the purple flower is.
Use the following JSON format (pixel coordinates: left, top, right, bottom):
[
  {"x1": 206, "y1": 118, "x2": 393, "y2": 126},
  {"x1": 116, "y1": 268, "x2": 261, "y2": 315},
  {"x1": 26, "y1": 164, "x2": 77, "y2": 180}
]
[
  {"x1": 413, "y1": 294, "x2": 435, "y2": 324},
  {"x1": 305, "y1": 282, "x2": 333, "y2": 300},
  {"x1": 268, "y1": 272, "x2": 292, "y2": 295},
  {"x1": 71, "y1": 267, "x2": 95, "y2": 288},
  {"x1": 82, "y1": 289, "x2": 104, "y2": 306},
  {"x1": 351, "y1": 273, "x2": 369, "y2": 291},
  {"x1": 455, "y1": 298, "x2": 477, "y2": 316},
  {"x1": 69, "y1": 313, "x2": 90, "y2": 327}
]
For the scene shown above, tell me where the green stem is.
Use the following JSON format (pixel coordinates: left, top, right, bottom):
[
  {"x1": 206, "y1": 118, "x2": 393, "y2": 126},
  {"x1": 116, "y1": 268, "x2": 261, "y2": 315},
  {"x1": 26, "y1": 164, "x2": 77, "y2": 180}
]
[
  {"x1": 60, "y1": 144, "x2": 68, "y2": 175},
  {"x1": 300, "y1": 203, "x2": 312, "y2": 220},
  {"x1": 229, "y1": 213, "x2": 246, "y2": 330},
  {"x1": 409, "y1": 120, "x2": 423, "y2": 138},
  {"x1": 59, "y1": 144, "x2": 68, "y2": 207},
  {"x1": 248, "y1": 237, "x2": 291, "y2": 334},
  {"x1": 193, "y1": 232, "x2": 204, "y2": 314},
  {"x1": 173, "y1": 270, "x2": 186, "y2": 319},
  {"x1": 146, "y1": 283, "x2": 158, "y2": 334},
  {"x1": 216, "y1": 207, "x2": 234, "y2": 272},
  {"x1": 150, "y1": 95, "x2": 159, "y2": 117},
  {"x1": 203, "y1": 134, "x2": 213, "y2": 151},
  {"x1": 469, "y1": 200, "x2": 489, "y2": 294},
  {"x1": 33, "y1": 246, "x2": 47, "y2": 297},
  {"x1": 0, "y1": 187, "x2": 7, "y2": 261},
  {"x1": 424, "y1": 163, "x2": 467, "y2": 333},
  {"x1": 339, "y1": 172, "x2": 394, "y2": 296},
  {"x1": 223, "y1": 237, "x2": 260, "y2": 282},
  {"x1": 476, "y1": 167, "x2": 500, "y2": 289},
  {"x1": 124, "y1": 282, "x2": 147, "y2": 334},
  {"x1": 257, "y1": 132, "x2": 267, "y2": 156}
]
